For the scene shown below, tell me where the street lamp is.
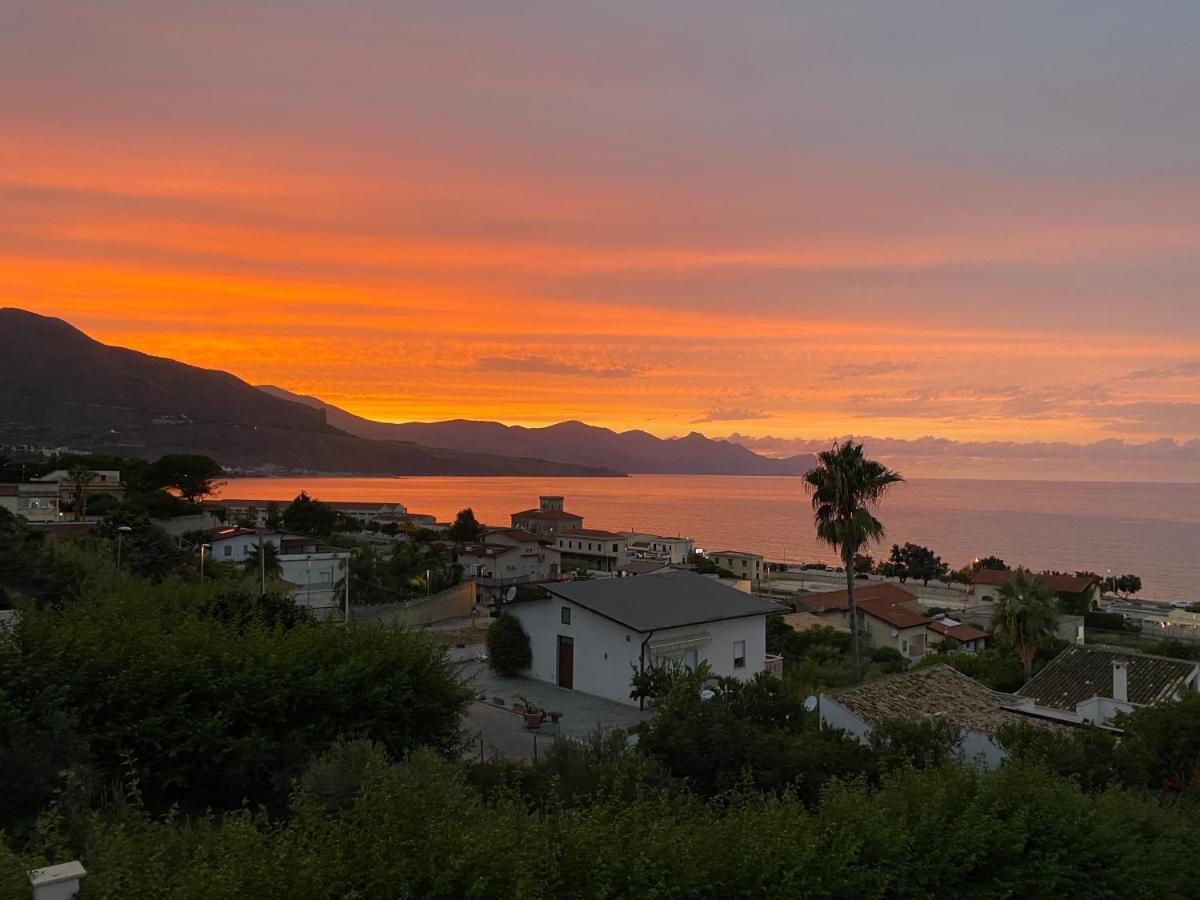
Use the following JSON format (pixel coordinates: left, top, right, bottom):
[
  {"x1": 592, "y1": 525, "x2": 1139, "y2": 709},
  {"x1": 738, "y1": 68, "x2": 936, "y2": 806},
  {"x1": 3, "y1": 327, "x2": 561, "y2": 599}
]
[
  {"x1": 116, "y1": 525, "x2": 132, "y2": 575},
  {"x1": 199, "y1": 543, "x2": 211, "y2": 581}
]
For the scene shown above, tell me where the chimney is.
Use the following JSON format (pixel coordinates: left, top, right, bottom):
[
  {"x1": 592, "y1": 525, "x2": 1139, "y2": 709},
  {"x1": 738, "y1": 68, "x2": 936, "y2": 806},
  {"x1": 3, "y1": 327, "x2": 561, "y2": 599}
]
[
  {"x1": 1112, "y1": 659, "x2": 1129, "y2": 703},
  {"x1": 29, "y1": 861, "x2": 86, "y2": 900}
]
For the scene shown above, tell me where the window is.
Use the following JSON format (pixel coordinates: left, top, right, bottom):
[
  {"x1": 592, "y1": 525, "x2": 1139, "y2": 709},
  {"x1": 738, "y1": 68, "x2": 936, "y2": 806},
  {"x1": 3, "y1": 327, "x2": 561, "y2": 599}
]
[
  {"x1": 612, "y1": 543, "x2": 618, "y2": 552},
  {"x1": 561, "y1": 606, "x2": 571, "y2": 625},
  {"x1": 733, "y1": 640, "x2": 746, "y2": 669},
  {"x1": 223, "y1": 545, "x2": 232, "y2": 557}
]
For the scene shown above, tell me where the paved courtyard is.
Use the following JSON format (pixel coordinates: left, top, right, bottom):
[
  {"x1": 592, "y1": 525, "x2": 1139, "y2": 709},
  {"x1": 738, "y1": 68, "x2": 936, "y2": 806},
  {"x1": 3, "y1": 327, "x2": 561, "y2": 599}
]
[{"x1": 458, "y1": 659, "x2": 652, "y2": 756}]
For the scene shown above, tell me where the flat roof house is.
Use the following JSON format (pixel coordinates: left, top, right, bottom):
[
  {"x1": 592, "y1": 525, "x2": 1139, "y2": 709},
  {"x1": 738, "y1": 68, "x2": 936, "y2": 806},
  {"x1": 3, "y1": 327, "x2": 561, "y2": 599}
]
[
  {"x1": 705, "y1": 550, "x2": 765, "y2": 587},
  {"x1": 623, "y1": 533, "x2": 695, "y2": 565},
  {"x1": 502, "y1": 570, "x2": 787, "y2": 705},
  {"x1": 556, "y1": 528, "x2": 629, "y2": 573}
]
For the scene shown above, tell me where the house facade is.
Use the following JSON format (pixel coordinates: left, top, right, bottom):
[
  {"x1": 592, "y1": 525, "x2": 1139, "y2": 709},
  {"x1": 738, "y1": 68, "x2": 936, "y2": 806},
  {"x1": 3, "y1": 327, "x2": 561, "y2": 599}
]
[
  {"x1": 704, "y1": 550, "x2": 764, "y2": 587},
  {"x1": 0, "y1": 483, "x2": 62, "y2": 522},
  {"x1": 555, "y1": 529, "x2": 629, "y2": 573},
  {"x1": 503, "y1": 570, "x2": 786, "y2": 705},
  {"x1": 927, "y1": 616, "x2": 989, "y2": 653},
  {"x1": 803, "y1": 582, "x2": 931, "y2": 660},
  {"x1": 206, "y1": 527, "x2": 348, "y2": 618},
  {"x1": 457, "y1": 528, "x2": 561, "y2": 603},
  {"x1": 623, "y1": 533, "x2": 695, "y2": 565},
  {"x1": 510, "y1": 495, "x2": 584, "y2": 537}
]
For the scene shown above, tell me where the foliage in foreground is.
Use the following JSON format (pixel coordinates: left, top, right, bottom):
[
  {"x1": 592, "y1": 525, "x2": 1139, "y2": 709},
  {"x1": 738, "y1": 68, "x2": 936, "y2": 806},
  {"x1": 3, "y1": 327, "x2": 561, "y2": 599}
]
[
  {"x1": 486, "y1": 612, "x2": 532, "y2": 676},
  {"x1": 0, "y1": 581, "x2": 472, "y2": 830},
  {"x1": 4, "y1": 748, "x2": 1197, "y2": 900}
]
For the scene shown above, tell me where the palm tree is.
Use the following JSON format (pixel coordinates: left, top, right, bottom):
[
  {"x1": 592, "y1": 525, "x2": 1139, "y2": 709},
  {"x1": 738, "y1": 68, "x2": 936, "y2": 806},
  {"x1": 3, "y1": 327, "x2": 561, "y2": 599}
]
[
  {"x1": 67, "y1": 464, "x2": 95, "y2": 521},
  {"x1": 991, "y1": 568, "x2": 1058, "y2": 684},
  {"x1": 805, "y1": 441, "x2": 904, "y2": 682},
  {"x1": 243, "y1": 540, "x2": 283, "y2": 580}
]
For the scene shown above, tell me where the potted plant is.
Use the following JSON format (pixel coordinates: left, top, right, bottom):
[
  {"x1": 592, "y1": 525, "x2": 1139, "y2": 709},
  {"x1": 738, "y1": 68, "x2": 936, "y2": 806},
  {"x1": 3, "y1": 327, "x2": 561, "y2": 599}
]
[
  {"x1": 549, "y1": 711, "x2": 562, "y2": 724},
  {"x1": 513, "y1": 694, "x2": 545, "y2": 729}
]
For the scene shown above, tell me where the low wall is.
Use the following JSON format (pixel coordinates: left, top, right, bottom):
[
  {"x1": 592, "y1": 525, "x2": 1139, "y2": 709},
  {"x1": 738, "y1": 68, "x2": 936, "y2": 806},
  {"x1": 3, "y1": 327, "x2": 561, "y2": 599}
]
[{"x1": 353, "y1": 579, "x2": 477, "y2": 627}]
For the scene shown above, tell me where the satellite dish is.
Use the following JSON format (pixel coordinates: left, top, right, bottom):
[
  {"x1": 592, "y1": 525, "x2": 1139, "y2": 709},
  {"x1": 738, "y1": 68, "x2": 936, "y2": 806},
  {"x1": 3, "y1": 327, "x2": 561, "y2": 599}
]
[
  {"x1": 890, "y1": 627, "x2": 899, "y2": 637},
  {"x1": 803, "y1": 695, "x2": 818, "y2": 713},
  {"x1": 699, "y1": 688, "x2": 716, "y2": 702},
  {"x1": 505, "y1": 587, "x2": 517, "y2": 603}
]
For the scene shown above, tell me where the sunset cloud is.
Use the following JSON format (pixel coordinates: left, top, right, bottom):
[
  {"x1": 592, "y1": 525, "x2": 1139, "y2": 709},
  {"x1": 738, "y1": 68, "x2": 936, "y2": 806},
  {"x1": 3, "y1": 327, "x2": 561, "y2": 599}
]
[{"x1": 1, "y1": 2, "x2": 1197, "y2": 478}]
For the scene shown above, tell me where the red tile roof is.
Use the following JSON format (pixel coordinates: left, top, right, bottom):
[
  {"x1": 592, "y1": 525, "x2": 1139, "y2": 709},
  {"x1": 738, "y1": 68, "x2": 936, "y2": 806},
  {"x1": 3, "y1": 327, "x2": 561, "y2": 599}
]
[
  {"x1": 928, "y1": 620, "x2": 990, "y2": 642},
  {"x1": 802, "y1": 583, "x2": 930, "y2": 629},
  {"x1": 483, "y1": 528, "x2": 544, "y2": 543},
  {"x1": 801, "y1": 582, "x2": 918, "y2": 614},
  {"x1": 560, "y1": 528, "x2": 625, "y2": 540},
  {"x1": 971, "y1": 570, "x2": 1098, "y2": 594}
]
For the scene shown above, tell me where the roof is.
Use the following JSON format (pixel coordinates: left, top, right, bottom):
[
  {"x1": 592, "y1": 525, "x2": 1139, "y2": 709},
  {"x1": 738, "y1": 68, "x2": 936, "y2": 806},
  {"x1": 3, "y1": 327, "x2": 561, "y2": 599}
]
[
  {"x1": 828, "y1": 665, "x2": 1061, "y2": 737},
  {"x1": 801, "y1": 583, "x2": 930, "y2": 629},
  {"x1": 782, "y1": 611, "x2": 850, "y2": 634},
  {"x1": 619, "y1": 559, "x2": 674, "y2": 576},
  {"x1": 706, "y1": 550, "x2": 763, "y2": 560},
  {"x1": 458, "y1": 541, "x2": 524, "y2": 559},
  {"x1": 560, "y1": 528, "x2": 624, "y2": 540},
  {"x1": 483, "y1": 528, "x2": 543, "y2": 543},
  {"x1": 972, "y1": 569, "x2": 1098, "y2": 594},
  {"x1": 539, "y1": 569, "x2": 786, "y2": 632},
  {"x1": 209, "y1": 526, "x2": 262, "y2": 541},
  {"x1": 1017, "y1": 645, "x2": 1198, "y2": 711},
  {"x1": 928, "y1": 620, "x2": 990, "y2": 642},
  {"x1": 511, "y1": 508, "x2": 583, "y2": 521}
]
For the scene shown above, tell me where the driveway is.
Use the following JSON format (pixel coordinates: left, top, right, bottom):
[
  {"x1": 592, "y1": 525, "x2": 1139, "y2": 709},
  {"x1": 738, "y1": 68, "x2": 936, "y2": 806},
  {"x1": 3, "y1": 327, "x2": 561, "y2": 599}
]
[{"x1": 458, "y1": 659, "x2": 652, "y2": 744}]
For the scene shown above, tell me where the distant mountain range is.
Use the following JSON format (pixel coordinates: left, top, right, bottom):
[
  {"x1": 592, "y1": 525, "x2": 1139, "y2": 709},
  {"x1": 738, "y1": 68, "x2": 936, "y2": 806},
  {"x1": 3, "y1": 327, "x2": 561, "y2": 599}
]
[
  {"x1": 259, "y1": 386, "x2": 816, "y2": 475},
  {"x1": 0, "y1": 308, "x2": 814, "y2": 477},
  {"x1": 0, "y1": 309, "x2": 617, "y2": 477}
]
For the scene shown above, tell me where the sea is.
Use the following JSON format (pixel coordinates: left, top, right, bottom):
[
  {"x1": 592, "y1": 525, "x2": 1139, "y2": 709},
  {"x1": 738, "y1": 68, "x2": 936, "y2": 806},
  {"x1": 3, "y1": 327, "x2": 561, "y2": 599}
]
[{"x1": 215, "y1": 475, "x2": 1200, "y2": 604}]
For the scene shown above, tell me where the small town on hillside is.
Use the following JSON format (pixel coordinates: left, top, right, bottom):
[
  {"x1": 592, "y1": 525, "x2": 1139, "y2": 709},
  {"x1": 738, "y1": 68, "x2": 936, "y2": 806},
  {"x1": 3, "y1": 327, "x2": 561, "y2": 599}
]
[{"x1": 5, "y1": 457, "x2": 1198, "y2": 771}]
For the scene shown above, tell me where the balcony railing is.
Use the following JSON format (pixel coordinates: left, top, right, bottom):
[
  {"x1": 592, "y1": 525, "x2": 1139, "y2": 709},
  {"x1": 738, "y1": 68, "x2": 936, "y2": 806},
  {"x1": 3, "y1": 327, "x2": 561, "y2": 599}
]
[{"x1": 764, "y1": 653, "x2": 784, "y2": 677}]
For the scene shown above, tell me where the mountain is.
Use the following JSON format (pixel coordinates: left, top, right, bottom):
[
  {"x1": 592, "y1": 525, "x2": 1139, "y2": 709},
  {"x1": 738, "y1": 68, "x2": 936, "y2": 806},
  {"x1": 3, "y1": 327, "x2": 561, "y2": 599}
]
[
  {"x1": 259, "y1": 386, "x2": 817, "y2": 475},
  {"x1": 0, "y1": 309, "x2": 620, "y2": 477}
]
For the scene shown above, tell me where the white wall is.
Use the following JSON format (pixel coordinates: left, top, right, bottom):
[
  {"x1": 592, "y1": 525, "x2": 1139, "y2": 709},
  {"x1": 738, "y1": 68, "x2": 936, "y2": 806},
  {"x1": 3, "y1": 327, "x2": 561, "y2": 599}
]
[{"x1": 507, "y1": 596, "x2": 768, "y2": 706}]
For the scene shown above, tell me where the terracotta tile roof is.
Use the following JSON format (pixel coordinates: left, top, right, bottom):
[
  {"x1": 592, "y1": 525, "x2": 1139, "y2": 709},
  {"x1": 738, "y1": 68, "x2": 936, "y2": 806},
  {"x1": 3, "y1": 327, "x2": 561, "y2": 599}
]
[
  {"x1": 972, "y1": 570, "x2": 1098, "y2": 594},
  {"x1": 782, "y1": 611, "x2": 850, "y2": 633},
  {"x1": 560, "y1": 528, "x2": 625, "y2": 540},
  {"x1": 801, "y1": 582, "x2": 916, "y2": 612},
  {"x1": 1017, "y1": 645, "x2": 1198, "y2": 711},
  {"x1": 928, "y1": 620, "x2": 990, "y2": 642},
  {"x1": 829, "y1": 665, "x2": 1062, "y2": 737}
]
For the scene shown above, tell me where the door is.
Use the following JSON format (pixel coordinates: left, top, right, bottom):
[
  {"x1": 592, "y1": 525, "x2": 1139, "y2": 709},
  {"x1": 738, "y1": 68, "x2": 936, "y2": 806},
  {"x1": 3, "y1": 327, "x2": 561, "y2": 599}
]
[{"x1": 557, "y1": 635, "x2": 574, "y2": 689}]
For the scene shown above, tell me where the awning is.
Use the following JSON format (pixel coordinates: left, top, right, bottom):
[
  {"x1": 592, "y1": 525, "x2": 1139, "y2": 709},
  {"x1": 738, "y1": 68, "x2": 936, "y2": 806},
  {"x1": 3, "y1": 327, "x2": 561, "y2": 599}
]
[{"x1": 648, "y1": 632, "x2": 712, "y2": 655}]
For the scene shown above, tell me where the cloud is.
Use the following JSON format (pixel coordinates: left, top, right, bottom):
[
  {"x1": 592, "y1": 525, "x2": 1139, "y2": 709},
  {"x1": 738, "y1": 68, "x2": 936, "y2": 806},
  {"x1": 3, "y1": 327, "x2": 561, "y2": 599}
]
[
  {"x1": 474, "y1": 356, "x2": 644, "y2": 378},
  {"x1": 691, "y1": 407, "x2": 772, "y2": 423},
  {"x1": 1125, "y1": 361, "x2": 1200, "y2": 381},
  {"x1": 831, "y1": 360, "x2": 917, "y2": 377}
]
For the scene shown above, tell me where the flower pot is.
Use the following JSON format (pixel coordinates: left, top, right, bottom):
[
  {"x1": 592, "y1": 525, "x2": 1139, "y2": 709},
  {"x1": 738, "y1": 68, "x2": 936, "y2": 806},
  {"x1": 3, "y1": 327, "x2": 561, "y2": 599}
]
[
  {"x1": 524, "y1": 711, "x2": 545, "y2": 730},
  {"x1": 549, "y1": 711, "x2": 562, "y2": 724}
]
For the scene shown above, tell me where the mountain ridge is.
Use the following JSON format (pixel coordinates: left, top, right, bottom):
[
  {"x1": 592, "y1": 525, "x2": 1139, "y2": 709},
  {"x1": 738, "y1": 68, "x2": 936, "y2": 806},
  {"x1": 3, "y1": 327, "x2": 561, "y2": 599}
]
[
  {"x1": 258, "y1": 385, "x2": 817, "y2": 475},
  {"x1": 0, "y1": 308, "x2": 620, "y2": 477}
]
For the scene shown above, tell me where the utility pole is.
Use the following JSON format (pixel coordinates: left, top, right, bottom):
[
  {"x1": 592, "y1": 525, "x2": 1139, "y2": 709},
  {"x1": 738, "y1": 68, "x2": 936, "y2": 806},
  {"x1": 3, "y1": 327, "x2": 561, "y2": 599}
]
[{"x1": 259, "y1": 533, "x2": 266, "y2": 595}]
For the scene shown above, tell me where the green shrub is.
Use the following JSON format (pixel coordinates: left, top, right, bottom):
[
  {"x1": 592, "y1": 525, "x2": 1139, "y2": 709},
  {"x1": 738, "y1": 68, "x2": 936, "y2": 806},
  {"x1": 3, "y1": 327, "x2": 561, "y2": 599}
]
[{"x1": 486, "y1": 613, "x2": 531, "y2": 676}]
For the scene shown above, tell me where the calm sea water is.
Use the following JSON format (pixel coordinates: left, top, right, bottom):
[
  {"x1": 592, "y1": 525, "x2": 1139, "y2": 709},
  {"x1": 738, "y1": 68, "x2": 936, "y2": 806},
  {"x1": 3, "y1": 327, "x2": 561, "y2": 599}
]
[{"x1": 217, "y1": 476, "x2": 1200, "y2": 603}]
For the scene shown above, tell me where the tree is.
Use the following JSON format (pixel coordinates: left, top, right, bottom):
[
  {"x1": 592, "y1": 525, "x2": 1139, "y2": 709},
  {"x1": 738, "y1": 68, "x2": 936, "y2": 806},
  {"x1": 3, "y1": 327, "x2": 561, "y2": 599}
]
[
  {"x1": 66, "y1": 463, "x2": 95, "y2": 521},
  {"x1": 991, "y1": 568, "x2": 1058, "y2": 684},
  {"x1": 244, "y1": 540, "x2": 283, "y2": 581},
  {"x1": 853, "y1": 552, "x2": 874, "y2": 575},
  {"x1": 804, "y1": 441, "x2": 904, "y2": 682},
  {"x1": 891, "y1": 543, "x2": 949, "y2": 586},
  {"x1": 145, "y1": 454, "x2": 223, "y2": 503},
  {"x1": 264, "y1": 501, "x2": 282, "y2": 530},
  {"x1": 486, "y1": 613, "x2": 532, "y2": 676},
  {"x1": 1105, "y1": 574, "x2": 1143, "y2": 598},
  {"x1": 883, "y1": 544, "x2": 908, "y2": 581},
  {"x1": 282, "y1": 491, "x2": 337, "y2": 536},
  {"x1": 974, "y1": 555, "x2": 1008, "y2": 572},
  {"x1": 448, "y1": 507, "x2": 484, "y2": 543}
]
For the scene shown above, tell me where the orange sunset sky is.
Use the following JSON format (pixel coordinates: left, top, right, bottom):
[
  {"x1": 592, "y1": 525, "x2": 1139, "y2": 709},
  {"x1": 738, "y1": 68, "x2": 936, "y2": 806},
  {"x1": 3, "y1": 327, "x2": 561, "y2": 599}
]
[{"x1": 3, "y1": 3, "x2": 1199, "y2": 478}]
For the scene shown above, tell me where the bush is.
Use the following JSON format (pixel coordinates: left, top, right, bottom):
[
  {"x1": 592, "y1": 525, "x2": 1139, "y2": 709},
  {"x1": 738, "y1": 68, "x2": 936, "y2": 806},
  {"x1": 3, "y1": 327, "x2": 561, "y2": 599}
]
[
  {"x1": 486, "y1": 613, "x2": 532, "y2": 676},
  {"x1": 0, "y1": 581, "x2": 472, "y2": 819}
]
